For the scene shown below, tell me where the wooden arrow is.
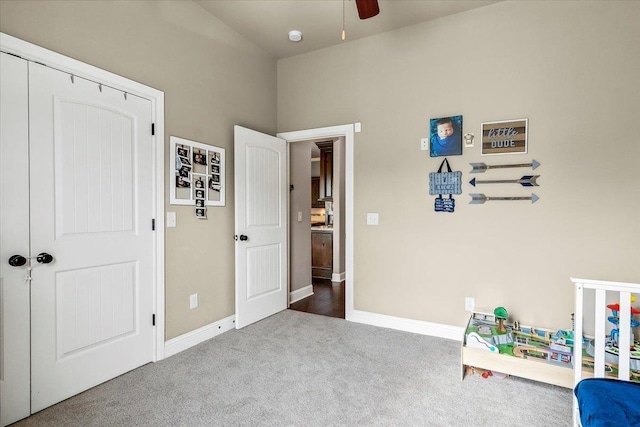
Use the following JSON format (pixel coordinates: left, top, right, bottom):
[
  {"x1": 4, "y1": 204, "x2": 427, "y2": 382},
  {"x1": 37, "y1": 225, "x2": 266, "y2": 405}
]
[
  {"x1": 470, "y1": 159, "x2": 540, "y2": 174},
  {"x1": 469, "y1": 175, "x2": 540, "y2": 187},
  {"x1": 469, "y1": 193, "x2": 539, "y2": 204}
]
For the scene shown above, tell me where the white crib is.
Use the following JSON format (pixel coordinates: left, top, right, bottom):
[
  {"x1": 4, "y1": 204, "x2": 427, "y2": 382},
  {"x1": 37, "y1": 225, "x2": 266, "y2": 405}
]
[{"x1": 571, "y1": 277, "x2": 640, "y2": 427}]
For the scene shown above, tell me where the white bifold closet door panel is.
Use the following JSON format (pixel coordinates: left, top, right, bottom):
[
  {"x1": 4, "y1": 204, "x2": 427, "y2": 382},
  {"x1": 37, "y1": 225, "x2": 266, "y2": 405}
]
[
  {"x1": 0, "y1": 52, "x2": 31, "y2": 427},
  {"x1": 28, "y1": 62, "x2": 155, "y2": 413}
]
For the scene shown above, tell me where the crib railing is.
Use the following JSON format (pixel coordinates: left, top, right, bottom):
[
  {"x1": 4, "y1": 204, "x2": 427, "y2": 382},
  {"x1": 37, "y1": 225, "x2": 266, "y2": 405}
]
[
  {"x1": 571, "y1": 278, "x2": 640, "y2": 426},
  {"x1": 571, "y1": 277, "x2": 638, "y2": 384}
]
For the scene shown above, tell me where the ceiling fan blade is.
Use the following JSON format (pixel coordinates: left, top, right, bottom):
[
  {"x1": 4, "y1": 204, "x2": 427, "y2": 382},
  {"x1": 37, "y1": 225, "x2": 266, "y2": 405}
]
[{"x1": 355, "y1": 0, "x2": 379, "y2": 19}]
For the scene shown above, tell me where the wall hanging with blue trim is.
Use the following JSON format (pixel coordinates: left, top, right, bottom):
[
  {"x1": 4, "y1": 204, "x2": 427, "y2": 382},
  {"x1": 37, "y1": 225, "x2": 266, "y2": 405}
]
[{"x1": 429, "y1": 158, "x2": 462, "y2": 213}]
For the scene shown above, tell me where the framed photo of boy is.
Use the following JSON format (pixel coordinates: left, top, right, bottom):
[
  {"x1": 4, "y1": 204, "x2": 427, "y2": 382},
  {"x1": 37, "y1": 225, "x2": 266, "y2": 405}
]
[
  {"x1": 430, "y1": 115, "x2": 463, "y2": 157},
  {"x1": 481, "y1": 119, "x2": 528, "y2": 155}
]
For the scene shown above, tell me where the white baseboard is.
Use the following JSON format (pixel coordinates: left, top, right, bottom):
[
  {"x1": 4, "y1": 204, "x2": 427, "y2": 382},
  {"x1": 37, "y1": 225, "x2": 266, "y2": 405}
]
[
  {"x1": 290, "y1": 284, "x2": 313, "y2": 304},
  {"x1": 349, "y1": 310, "x2": 463, "y2": 341},
  {"x1": 164, "y1": 315, "x2": 236, "y2": 358},
  {"x1": 331, "y1": 272, "x2": 346, "y2": 282}
]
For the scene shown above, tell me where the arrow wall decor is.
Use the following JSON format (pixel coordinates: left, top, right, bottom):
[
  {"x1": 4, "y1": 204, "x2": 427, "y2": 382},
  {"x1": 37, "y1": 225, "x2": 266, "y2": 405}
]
[
  {"x1": 469, "y1": 175, "x2": 540, "y2": 187},
  {"x1": 470, "y1": 159, "x2": 540, "y2": 174},
  {"x1": 469, "y1": 193, "x2": 540, "y2": 204}
]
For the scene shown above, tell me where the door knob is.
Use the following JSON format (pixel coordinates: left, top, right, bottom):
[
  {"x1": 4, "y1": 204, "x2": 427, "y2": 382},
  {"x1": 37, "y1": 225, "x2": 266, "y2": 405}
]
[
  {"x1": 8, "y1": 255, "x2": 27, "y2": 267},
  {"x1": 239, "y1": 235, "x2": 248, "y2": 241},
  {"x1": 36, "y1": 252, "x2": 54, "y2": 264}
]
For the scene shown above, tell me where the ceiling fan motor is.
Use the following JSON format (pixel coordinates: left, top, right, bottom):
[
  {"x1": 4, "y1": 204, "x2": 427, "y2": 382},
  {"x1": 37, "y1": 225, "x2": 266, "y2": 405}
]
[{"x1": 355, "y1": 0, "x2": 380, "y2": 20}]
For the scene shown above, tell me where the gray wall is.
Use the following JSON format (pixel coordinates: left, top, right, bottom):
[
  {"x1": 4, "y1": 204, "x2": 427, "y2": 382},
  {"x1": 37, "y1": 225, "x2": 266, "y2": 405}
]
[
  {"x1": 277, "y1": 0, "x2": 640, "y2": 329},
  {"x1": 289, "y1": 140, "x2": 313, "y2": 292},
  {"x1": 311, "y1": 159, "x2": 320, "y2": 177},
  {"x1": 0, "y1": 0, "x2": 277, "y2": 340}
]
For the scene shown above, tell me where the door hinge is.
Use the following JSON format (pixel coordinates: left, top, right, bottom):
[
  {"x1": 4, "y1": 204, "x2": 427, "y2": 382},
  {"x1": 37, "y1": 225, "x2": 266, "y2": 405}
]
[
  {"x1": 151, "y1": 123, "x2": 155, "y2": 136},
  {"x1": 152, "y1": 314, "x2": 156, "y2": 326},
  {"x1": 152, "y1": 218, "x2": 156, "y2": 231}
]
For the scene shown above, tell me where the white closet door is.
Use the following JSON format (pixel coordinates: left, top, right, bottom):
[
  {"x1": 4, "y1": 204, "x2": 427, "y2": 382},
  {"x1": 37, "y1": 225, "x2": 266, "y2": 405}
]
[
  {"x1": 0, "y1": 52, "x2": 31, "y2": 427},
  {"x1": 28, "y1": 62, "x2": 155, "y2": 412}
]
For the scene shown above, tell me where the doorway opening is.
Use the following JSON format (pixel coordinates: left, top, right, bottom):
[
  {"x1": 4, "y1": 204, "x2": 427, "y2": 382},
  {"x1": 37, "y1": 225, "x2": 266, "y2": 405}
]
[
  {"x1": 290, "y1": 277, "x2": 345, "y2": 318},
  {"x1": 278, "y1": 125, "x2": 354, "y2": 320}
]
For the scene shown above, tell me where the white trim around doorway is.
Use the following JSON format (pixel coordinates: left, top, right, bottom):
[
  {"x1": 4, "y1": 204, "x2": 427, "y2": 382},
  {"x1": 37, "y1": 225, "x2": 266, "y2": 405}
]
[
  {"x1": 277, "y1": 124, "x2": 354, "y2": 321},
  {"x1": 0, "y1": 32, "x2": 166, "y2": 361}
]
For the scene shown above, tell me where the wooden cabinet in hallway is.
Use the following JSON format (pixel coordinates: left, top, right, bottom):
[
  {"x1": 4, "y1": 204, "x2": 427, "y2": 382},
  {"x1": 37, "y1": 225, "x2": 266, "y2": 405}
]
[{"x1": 311, "y1": 230, "x2": 332, "y2": 279}]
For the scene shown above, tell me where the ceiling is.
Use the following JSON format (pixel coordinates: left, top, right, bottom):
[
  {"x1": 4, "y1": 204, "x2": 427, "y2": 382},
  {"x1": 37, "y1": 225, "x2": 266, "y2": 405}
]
[{"x1": 195, "y1": 0, "x2": 500, "y2": 59}]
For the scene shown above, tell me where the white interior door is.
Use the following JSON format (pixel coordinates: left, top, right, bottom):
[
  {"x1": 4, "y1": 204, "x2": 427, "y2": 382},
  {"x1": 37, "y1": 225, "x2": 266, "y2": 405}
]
[
  {"x1": 0, "y1": 52, "x2": 31, "y2": 427},
  {"x1": 234, "y1": 126, "x2": 288, "y2": 329}
]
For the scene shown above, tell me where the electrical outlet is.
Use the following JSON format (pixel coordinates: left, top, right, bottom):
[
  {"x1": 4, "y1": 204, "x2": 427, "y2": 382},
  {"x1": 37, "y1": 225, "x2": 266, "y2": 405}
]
[
  {"x1": 465, "y1": 297, "x2": 475, "y2": 312},
  {"x1": 190, "y1": 293, "x2": 198, "y2": 309},
  {"x1": 420, "y1": 138, "x2": 429, "y2": 151}
]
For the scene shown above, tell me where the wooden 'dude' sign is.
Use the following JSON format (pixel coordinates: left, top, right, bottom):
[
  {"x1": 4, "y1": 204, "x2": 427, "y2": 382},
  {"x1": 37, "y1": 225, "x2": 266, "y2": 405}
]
[{"x1": 481, "y1": 119, "x2": 528, "y2": 155}]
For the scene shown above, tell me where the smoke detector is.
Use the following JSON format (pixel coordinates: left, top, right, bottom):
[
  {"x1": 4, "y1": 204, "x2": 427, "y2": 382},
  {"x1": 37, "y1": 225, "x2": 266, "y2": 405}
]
[{"x1": 288, "y1": 30, "x2": 303, "y2": 42}]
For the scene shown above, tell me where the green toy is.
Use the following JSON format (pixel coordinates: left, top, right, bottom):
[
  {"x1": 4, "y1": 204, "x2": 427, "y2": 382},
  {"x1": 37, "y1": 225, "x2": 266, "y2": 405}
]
[{"x1": 494, "y1": 307, "x2": 508, "y2": 333}]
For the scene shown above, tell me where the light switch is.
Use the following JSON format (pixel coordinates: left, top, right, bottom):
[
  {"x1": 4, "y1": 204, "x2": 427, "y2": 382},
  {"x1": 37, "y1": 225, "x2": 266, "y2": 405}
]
[
  {"x1": 421, "y1": 138, "x2": 429, "y2": 151},
  {"x1": 297, "y1": 211, "x2": 303, "y2": 222},
  {"x1": 190, "y1": 293, "x2": 198, "y2": 309},
  {"x1": 366, "y1": 213, "x2": 379, "y2": 226},
  {"x1": 167, "y1": 212, "x2": 177, "y2": 228},
  {"x1": 355, "y1": 122, "x2": 362, "y2": 133}
]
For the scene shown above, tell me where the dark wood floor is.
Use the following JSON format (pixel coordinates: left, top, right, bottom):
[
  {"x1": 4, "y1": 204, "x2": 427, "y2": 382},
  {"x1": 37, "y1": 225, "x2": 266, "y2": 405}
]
[{"x1": 289, "y1": 277, "x2": 345, "y2": 319}]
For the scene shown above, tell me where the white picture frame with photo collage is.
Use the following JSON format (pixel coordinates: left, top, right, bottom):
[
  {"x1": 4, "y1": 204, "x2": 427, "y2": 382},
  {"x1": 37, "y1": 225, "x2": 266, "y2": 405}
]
[{"x1": 170, "y1": 136, "x2": 225, "y2": 213}]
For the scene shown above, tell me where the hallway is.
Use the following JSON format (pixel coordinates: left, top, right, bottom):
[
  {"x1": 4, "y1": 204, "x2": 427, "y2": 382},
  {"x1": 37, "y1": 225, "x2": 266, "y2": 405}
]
[{"x1": 289, "y1": 278, "x2": 345, "y2": 319}]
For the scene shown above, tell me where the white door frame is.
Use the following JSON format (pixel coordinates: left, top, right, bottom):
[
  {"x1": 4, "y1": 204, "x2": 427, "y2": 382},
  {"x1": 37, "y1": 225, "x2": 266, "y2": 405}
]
[
  {"x1": 0, "y1": 32, "x2": 166, "y2": 361},
  {"x1": 277, "y1": 125, "x2": 354, "y2": 320}
]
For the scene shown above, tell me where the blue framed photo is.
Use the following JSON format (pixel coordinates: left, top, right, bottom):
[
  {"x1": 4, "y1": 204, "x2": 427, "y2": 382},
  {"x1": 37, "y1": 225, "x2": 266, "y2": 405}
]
[{"x1": 430, "y1": 115, "x2": 463, "y2": 157}]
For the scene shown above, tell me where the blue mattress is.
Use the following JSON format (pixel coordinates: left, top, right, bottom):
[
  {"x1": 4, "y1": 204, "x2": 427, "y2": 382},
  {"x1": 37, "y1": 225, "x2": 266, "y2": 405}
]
[{"x1": 574, "y1": 378, "x2": 640, "y2": 426}]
